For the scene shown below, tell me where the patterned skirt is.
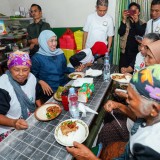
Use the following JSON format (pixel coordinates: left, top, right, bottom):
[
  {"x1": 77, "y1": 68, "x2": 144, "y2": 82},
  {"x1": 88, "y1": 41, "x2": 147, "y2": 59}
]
[{"x1": 97, "y1": 109, "x2": 129, "y2": 147}]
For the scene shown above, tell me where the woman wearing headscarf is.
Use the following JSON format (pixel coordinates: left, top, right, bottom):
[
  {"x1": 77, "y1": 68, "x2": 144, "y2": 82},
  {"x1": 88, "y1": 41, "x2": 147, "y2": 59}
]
[
  {"x1": 0, "y1": 50, "x2": 39, "y2": 142},
  {"x1": 145, "y1": 40, "x2": 160, "y2": 66},
  {"x1": 31, "y1": 30, "x2": 74, "y2": 102},
  {"x1": 67, "y1": 64, "x2": 160, "y2": 160}
]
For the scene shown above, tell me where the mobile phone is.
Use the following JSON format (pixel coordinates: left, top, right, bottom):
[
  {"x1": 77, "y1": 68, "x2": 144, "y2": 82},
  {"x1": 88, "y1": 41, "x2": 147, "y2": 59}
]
[
  {"x1": 135, "y1": 35, "x2": 143, "y2": 41},
  {"x1": 128, "y1": 10, "x2": 136, "y2": 16},
  {"x1": 124, "y1": 10, "x2": 136, "y2": 16}
]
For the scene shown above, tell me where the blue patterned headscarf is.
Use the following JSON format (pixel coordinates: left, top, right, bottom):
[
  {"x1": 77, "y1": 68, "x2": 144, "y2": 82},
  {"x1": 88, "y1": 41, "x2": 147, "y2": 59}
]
[
  {"x1": 131, "y1": 64, "x2": 160, "y2": 102},
  {"x1": 37, "y1": 30, "x2": 63, "y2": 56}
]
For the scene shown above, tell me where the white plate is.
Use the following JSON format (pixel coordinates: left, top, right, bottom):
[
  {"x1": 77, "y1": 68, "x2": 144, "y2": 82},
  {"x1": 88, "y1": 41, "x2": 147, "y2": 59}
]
[
  {"x1": 54, "y1": 119, "x2": 89, "y2": 146},
  {"x1": 68, "y1": 72, "x2": 85, "y2": 79},
  {"x1": 34, "y1": 103, "x2": 62, "y2": 121},
  {"x1": 110, "y1": 73, "x2": 131, "y2": 84},
  {"x1": 115, "y1": 88, "x2": 127, "y2": 93},
  {"x1": 53, "y1": 92, "x2": 62, "y2": 101}
]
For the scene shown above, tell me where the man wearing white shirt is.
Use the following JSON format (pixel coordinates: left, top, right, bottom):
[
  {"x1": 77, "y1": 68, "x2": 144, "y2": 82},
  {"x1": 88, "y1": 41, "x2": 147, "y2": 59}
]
[
  {"x1": 82, "y1": 0, "x2": 114, "y2": 52},
  {"x1": 145, "y1": 0, "x2": 160, "y2": 34}
]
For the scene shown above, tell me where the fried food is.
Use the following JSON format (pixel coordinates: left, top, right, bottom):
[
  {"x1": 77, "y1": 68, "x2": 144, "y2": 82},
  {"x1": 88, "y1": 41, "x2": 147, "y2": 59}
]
[
  {"x1": 120, "y1": 85, "x2": 128, "y2": 90},
  {"x1": 46, "y1": 106, "x2": 60, "y2": 119},
  {"x1": 60, "y1": 121, "x2": 79, "y2": 136},
  {"x1": 112, "y1": 74, "x2": 126, "y2": 80}
]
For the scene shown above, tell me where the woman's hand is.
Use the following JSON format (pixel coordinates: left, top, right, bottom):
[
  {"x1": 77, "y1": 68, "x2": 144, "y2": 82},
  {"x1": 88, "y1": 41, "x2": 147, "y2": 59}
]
[
  {"x1": 104, "y1": 100, "x2": 120, "y2": 112},
  {"x1": 66, "y1": 141, "x2": 99, "y2": 160},
  {"x1": 130, "y1": 12, "x2": 139, "y2": 23},
  {"x1": 14, "y1": 119, "x2": 28, "y2": 130},
  {"x1": 121, "y1": 67, "x2": 127, "y2": 74},
  {"x1": 39, "y1": 80, "x2": 53, "y2": 96},
  {"x1": 122, "y1": 10, "x2": 129, "y2": 23},
  {"x1": 115, "y1": 90, "x2": 128, "y2": 99}
]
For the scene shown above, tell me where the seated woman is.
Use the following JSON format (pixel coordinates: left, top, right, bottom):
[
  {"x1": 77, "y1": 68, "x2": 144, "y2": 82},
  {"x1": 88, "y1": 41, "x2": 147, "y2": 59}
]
[
  {"x1": 69, "y1": 42, "x2": 108, "y2": 71},
  {"x1": 116, "y1": 33, "x2": 160, "y2": 98},
  {"x1": 0, "y1": 50, "x2": 40, "y2": 142},
  {"x1": 67, "y1": 64, "x2": 160, "y2": 159},
  {"x1": 31, "y1": 30, "x2": 74, "y2": 102},
  {"x1": 145, "y1": 40, "x2": 160, "y2": 66},
  {"x1": 121, "y1": 33, "x2": 160, "y2": 74}
]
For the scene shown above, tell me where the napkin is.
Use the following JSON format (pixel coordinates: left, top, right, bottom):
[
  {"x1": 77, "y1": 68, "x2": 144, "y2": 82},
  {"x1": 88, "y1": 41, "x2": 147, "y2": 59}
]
[
  {"x1": 72, "y1": 78, "x2": 93, "y2": 87},
  {"x1": 85, "y1": 68, "x2": 102, "y2": 77},
  {"x1": 78, "y1": 103, "x2": 98, "y2": 117}
]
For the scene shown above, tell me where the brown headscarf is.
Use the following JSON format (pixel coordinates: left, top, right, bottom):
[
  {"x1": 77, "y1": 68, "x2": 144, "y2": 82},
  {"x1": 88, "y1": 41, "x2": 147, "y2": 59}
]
[{"x1": 147, "y1": 40, "x2": 160, "y2": 64}]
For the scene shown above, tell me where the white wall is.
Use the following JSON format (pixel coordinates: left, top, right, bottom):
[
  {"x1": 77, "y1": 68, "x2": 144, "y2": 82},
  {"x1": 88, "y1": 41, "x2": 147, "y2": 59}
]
[
  {"x1": 0, "y1": 0, "x2": 12, "y2": 16},
  {"x1": 3, "y1": 0, "x2": 116, "y2": 27}
]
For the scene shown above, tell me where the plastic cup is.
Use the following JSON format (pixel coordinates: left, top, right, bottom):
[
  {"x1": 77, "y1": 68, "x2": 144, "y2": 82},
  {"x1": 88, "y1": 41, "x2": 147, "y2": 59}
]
[{"x1": 61, "y1": 95, "x2": 69, "y2": 111}]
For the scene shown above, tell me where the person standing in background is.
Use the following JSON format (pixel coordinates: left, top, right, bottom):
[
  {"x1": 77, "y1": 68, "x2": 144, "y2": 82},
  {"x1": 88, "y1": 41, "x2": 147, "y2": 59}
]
[
  {"x1": 118, "y1": 2, "x2": 146, "y2": 73},
  {"x1": 145, "y1": 0, "x2": 160, "y2": 34},
  {"x1": 82, "y1": 0, "x2": 114, "y2": 52},
  {"x1": 27, "y1": 4, "x2": 50, "y2": 57}
]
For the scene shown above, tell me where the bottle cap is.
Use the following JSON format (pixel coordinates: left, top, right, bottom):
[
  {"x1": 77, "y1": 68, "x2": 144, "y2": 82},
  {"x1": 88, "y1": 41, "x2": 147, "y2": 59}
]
[{"x1": 69, "y1": 87, "x2": 75, "y2": 94}]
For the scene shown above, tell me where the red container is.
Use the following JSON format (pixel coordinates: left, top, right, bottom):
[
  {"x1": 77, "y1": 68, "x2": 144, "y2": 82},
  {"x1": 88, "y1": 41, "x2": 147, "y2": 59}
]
[{"x1": 61, "y1": 95, "x2": 69, "y2": 111}]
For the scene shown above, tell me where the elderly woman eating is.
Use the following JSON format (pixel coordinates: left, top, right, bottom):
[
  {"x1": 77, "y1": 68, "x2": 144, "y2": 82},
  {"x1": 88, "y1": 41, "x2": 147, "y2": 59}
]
[
  {"x1": 67, "y1": 64, "x2": 160, "y2": 159},
  {"x1": 0, "y1": 51, "x2": 40, "y2": 142},
  {"x1": 31, "y1": 30, "x2": 74, "y2": 102}
]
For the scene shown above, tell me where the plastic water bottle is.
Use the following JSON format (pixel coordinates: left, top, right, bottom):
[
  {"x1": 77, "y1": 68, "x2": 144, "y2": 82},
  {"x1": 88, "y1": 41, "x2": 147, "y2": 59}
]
[
  {"x1": 103, "y1": 52, "x2": 110, "y2": 81},
  {"x1": 68, "y1": 88, "x2": 79, "y2": 119}
]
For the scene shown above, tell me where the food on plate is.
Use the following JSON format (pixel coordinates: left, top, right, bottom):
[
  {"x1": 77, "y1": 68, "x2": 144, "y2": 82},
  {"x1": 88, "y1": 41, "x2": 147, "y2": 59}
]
[
  {"x1": 55, "y1": 86, "x2": 66, "y2": 99},
  {"x1": 70, "y1": 74, "x2": 82, "y2": 79},
  {"x1": 120, "y1": 84, "x2": 128, "y2": 90},
  {"x1": 60, "y1": 120, "x2": 79, "y2": 136},
  {"x1": 112, "y1": 74, "x2": 126, "y2": 80},
  {"x1": 46, "y1": 105, "x2": 61, "y2": 119}
]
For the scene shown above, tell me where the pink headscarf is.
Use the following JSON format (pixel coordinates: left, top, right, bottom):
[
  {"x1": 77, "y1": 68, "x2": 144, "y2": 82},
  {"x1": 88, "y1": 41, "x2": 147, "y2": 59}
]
[
  {"x1": 147, "y1": 40, "x2": 160, "y2": 64},
  {"x1": 7, "y1": 50, "x2": 31, "y2": 69}
]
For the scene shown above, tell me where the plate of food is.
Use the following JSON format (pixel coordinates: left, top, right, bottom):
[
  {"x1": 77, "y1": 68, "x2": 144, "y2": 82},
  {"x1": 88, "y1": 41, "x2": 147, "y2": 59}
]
[
  {"x1": 119, "y1": 84, "x2": 128, "y2": 90},
  {"x1": 53, "y1": 86, "x2": 65, "y2": 101},
  {"x1": 110, "y1": 73, "x2": 132, "y2": 84},
  {"x1": 54, "y1": 119, "x2": 89, "y2": 146},
  {"x1": 35, "y1": 103, "x2": 62, "y2": 121},
  {"x1": 53, "y1": 92, "x2": 62, "y2": 101},
  {"x1": 68, "y1": 72, "x2": 85, "y2": 79}
]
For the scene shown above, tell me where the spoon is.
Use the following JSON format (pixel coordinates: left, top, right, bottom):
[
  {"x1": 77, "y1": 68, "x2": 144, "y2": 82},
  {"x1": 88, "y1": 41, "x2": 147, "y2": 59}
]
[{"x1": 111, "y1": 110, "x2": 123, "y2": 129}]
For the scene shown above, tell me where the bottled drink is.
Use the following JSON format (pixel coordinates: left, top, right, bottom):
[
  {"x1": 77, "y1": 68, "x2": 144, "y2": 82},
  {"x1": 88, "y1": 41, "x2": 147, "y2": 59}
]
[
  {"x1": 103, "y1": 52, "x2": 110, "y2": 81},
  {"x1": 68, "y1": 88, "x2": 79, "y2": 119}
]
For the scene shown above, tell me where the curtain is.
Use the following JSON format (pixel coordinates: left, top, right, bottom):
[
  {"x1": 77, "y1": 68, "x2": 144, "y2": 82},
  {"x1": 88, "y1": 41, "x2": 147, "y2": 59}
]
[
  {"x1": 112, "y1": 0, "x2": 129, "y2": 65},
  {"x1": 112, "y1": 0, "x2": 152, "y2": 65}
]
